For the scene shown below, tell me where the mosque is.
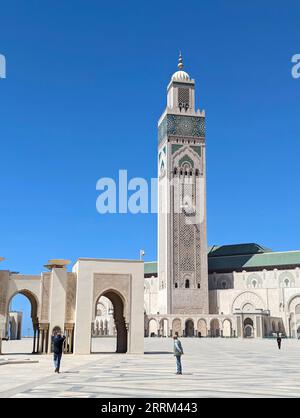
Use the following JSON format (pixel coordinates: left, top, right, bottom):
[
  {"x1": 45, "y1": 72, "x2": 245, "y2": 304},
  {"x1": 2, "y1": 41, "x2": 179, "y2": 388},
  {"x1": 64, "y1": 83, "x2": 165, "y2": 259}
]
[
  {"x1": 143, "y1": 54, "x2": 300, "y2": 340},
  {"x1": 1, "y1": 55, "x2": 300, "y2": 355}
]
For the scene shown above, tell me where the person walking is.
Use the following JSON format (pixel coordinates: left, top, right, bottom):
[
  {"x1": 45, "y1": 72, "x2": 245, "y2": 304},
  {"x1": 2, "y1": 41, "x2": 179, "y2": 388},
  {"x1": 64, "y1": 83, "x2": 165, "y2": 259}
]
[
  {"x1": 173, "y1": 335, "x2": 184, "y2": 375},
  {"x1": 52, "y1": 330, "x2": 66, "y2": 373},
  {"x1": 276, "y1": 332, "x2": 282, "y2": 350}
]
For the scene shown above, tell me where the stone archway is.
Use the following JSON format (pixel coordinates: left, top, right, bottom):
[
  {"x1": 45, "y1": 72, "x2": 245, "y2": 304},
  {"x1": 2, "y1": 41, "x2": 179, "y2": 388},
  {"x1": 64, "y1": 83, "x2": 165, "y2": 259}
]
[
  {"x1": 92, "y1": 289, "x2": 127, "y2": 353},
  {"x1": 4, "y1": 290, "x2": 40, "y2": 354},
  {"x1": 160, "y1": 318, "x2": 169, "y2": 337},
  {"x1": 172, "y1": 318, "x2": 182, "y2": 337},
  {"x1": 210, "y1": 318, "x2": 220, "y2": 337},
  {"x1": 93, "y1": 296, "x2": 115, "y2": 337},
  {"x1": 197, "y1": 319, "x2": 207, "y2": 337},
  {"x1": 223, "y1": 319, "x2": 232, "y2": 337},
  {"x1": 287, "y1": 296, "x2": 300, "y2": 338},
  {"x1": 74, "y1": 261, "x2": 144, "y2": 355},
  {"x1": 148, "y1": 318, "x2": 158, "y2": 337},
  {"x1": 185, "y1": 319, "x2": 194, "y2": 337},
  {"x1": 232, "y1": 291, "x2": 265, "y2": 313},
  {"x1": 244, "y1": 318, "x2": 254, "y2": 338}
]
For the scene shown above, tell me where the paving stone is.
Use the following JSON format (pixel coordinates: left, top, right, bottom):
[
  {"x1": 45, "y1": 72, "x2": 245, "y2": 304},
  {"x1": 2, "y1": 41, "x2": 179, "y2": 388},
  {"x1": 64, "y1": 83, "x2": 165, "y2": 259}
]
[{"x1": 1, "y1": 338, "x2": 300, "y2": 398}]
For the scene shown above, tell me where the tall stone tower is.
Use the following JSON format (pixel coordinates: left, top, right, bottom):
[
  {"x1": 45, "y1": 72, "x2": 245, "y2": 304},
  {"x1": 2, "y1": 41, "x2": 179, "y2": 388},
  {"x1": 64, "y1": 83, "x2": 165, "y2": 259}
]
[{"x1": 157, "y1": 54, "x2": 209, "y2": 315}]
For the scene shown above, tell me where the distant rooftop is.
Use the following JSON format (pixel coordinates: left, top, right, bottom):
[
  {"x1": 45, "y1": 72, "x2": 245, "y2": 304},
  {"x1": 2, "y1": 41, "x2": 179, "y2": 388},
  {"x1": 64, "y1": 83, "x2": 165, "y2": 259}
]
[
  {"x1": 144, "y1": 243, "x2": 300, "y2": 276},
  {"x1": 208, "y1": 243, "x2": 272, "y2": 257},
  {"x1": 144, "y1": 261, "x2": 158, "y2": 277}
]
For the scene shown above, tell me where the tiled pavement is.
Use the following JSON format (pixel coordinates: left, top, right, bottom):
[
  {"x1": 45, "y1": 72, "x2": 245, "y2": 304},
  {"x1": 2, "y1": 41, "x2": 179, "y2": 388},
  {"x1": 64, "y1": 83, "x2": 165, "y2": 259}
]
[{"x1": 1, "y1": 338, "x2": 300, "y2": 398}]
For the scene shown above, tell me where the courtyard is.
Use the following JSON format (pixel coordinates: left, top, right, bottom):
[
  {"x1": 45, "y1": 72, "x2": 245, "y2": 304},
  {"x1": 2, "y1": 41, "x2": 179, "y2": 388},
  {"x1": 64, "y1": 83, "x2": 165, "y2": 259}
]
[{"x1": 0, "y1": 337, "x2": 300, "y2": 398}]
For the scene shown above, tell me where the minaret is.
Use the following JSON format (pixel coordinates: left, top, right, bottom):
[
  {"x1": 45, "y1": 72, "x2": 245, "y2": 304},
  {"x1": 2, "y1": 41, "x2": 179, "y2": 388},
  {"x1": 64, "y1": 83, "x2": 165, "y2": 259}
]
[{"x1": 157, "y1": 53, "x2": 209, "y2": 315}]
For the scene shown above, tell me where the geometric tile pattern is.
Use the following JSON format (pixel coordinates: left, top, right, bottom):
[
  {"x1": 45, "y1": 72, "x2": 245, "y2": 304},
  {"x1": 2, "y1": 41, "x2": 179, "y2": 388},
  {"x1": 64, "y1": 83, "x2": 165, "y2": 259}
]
[
  {"x1": 158, "y1": 115, "x2": 205, "y2": 144},
  {"x1": 1, "y1": 339, "x2": 300, "y2": 398}
]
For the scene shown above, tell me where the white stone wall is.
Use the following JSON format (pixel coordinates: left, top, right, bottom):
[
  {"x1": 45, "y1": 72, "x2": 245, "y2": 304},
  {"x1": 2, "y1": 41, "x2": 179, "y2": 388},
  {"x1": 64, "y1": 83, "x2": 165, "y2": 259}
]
[
  {"x1": 144, "y1": 276, "x2": 159, "y2": 315},
  {"x1": 145, "y1": 267, "x2": 300, "y2": 337},
  {"x1": 73, "y1": 259, "x2": 144, "y2": 354},
  {"x1": 208, "y1": 268, "x2": 300, "y2": 337}
]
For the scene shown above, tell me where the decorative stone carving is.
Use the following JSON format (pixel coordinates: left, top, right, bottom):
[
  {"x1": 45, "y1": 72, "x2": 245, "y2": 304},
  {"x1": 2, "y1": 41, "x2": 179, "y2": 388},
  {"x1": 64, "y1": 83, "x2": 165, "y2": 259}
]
[
  {"x1": 41, "y1": 273, "x2": 51, "y2": 321},
  {"x1": 65, "y1": 273, "x2": 77, "y2": 323},
  {"x1": 93, "y1": 273, "x2": 131, "y2": 323},
  {"x1": 246, "y1": 273, "x2": 263, "y2": 289},
  {"x1": 287, "y1": 295, "x2": 300, "y2": 312},
  {"x1": 278, "y1": 271, "x2": 295, "y2": 288},
  {"x1": 232, "y1": 291, "x2": 265, "y2": 313}
]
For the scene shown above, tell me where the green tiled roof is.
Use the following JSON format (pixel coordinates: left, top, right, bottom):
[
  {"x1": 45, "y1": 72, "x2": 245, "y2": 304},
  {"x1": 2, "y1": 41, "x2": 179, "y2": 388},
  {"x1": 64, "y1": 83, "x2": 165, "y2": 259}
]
[
  {"x1": 144, "y1": 244, "x2": 300, "y2": 275},
  {"x1": 144, "y1": 262, "x2": 158, "y2": 276},
  {"x1": 208, "y1": 250, "x2": 300, "y2": 273},
  {"x1": 208, "y1": 243, "x2": 272, "y2": 257}
]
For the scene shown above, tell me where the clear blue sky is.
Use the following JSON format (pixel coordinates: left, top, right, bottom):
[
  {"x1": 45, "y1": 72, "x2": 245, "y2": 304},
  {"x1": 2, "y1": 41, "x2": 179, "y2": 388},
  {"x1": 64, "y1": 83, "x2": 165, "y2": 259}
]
[{"x1": 0, "y1": 1, "x2": 300, "y2": 335}]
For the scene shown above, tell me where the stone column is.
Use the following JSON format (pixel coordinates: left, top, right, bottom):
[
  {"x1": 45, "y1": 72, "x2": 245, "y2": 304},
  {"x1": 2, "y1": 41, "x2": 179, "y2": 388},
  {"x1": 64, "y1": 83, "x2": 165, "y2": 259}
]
[
  {"x1": 255, "y1": 316, "x2": 260, "y2": 338},
  {"x1": 70, "y1": 326, "x2": 74, "y2": 353},
  {"x1": 236, "y1": 315, "x2": 242, "y2": 338},
  {"x1": 65, "y1": 329, "x2": 69, "y2": 353},
  {"x1": 45, "y1": 327, "x2": 49, "y2": 353},
  {"x1": 44, "y1": 259, "x2": 70, "y2": 353},
  {"x1": 64, "y1": 325, "x2": 74, "y2": 353},
  {"x1": 32, "y1": 326, "x2": 37, "y2": 353},
  {"x1": 36, "y1": 328, "x2": 40, "y2": 354},
  {"x1": 0, "y1": 325, "x2": 2, "y2": 355},
  {"x1": 41, "y1": 329, "x2": 45, "y2": 353},
  {"x1": 115, "y1": 318, "x2": 128, "y2": 353}
]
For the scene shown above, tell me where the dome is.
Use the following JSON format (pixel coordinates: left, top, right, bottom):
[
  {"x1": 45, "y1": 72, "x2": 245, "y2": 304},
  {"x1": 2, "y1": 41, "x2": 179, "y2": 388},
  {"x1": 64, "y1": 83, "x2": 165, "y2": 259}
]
[
  {"x1": 171, "y1": 70, "x2": 190, "y2": 82},
  {"x1": 171, "y1": 52, "x2": 190, "y2": 82}
]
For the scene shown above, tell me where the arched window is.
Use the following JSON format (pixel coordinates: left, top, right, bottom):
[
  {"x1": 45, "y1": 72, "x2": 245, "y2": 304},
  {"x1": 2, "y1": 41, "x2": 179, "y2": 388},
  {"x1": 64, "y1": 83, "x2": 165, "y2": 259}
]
[
  {"x1": 175, "y1": 283, "x2": 178, "y2": 288},
  {"x1": 284, "y1": 278, "x2": 290, "y2": 287},
  {"x1": 197, "y1": 283, "x2": 200, "y2": 288},
  {"x1": 222, "y1": 281, "x2": 227, "y2": 289},
  {"x1": 252, "y1": 279, "x2": 257, "y2": 288},
  {"x1": 185, "y1": 279, "x2": 190, "y2": 288}
]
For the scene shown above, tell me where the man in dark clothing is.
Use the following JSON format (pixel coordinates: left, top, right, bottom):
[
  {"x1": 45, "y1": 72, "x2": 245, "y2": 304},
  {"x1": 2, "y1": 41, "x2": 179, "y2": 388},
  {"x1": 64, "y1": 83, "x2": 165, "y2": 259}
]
[
  {"x1": 52, "y1": 332, "x2": 66, "y2": 373},
  {"x1": 276, "y1": 332, "x2": 282, "y2": 350},
  {"x1": 173, "y1": 335, "x2": 184, "y2": 375}
]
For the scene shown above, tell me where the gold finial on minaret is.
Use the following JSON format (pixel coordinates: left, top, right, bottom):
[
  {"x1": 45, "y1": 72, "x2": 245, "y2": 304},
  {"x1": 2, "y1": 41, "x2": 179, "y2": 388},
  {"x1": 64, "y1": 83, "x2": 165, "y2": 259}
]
[{"x1": 178, "y1": 51, "x2": 184, "y2": 70}]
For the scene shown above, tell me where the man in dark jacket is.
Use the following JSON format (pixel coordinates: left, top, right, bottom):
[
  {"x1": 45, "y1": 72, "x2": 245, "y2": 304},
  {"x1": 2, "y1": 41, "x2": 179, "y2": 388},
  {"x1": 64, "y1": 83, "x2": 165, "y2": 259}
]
[
  {"x1": 276, "y1": 332, "x2": 282, "y2": 350},
  {"x1": 173, "y1": 335, "x2": 184, "y2": 375},
  {"x1": 52, "y1": 331, "x2": 66, "y2": 373}
]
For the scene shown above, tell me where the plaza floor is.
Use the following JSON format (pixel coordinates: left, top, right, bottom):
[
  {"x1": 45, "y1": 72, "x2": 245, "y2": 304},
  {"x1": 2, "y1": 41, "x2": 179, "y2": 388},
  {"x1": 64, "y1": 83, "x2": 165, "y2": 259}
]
[{"x1": 1, "y1": 337, "x2": 300, "y2": 398}]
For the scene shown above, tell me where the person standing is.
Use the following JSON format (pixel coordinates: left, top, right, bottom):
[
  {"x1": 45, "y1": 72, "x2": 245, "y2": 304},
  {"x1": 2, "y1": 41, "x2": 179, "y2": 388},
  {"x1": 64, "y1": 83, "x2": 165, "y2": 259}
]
[
  {"x1": 173, "y1": 335, "x2": 184, "y2": 375},
  {"x1": 276, "y1": 332, "x2": 282, "y2": 350},
  {"x1": 52, "y1": 331, "x2": 66, "y2": 373}
]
